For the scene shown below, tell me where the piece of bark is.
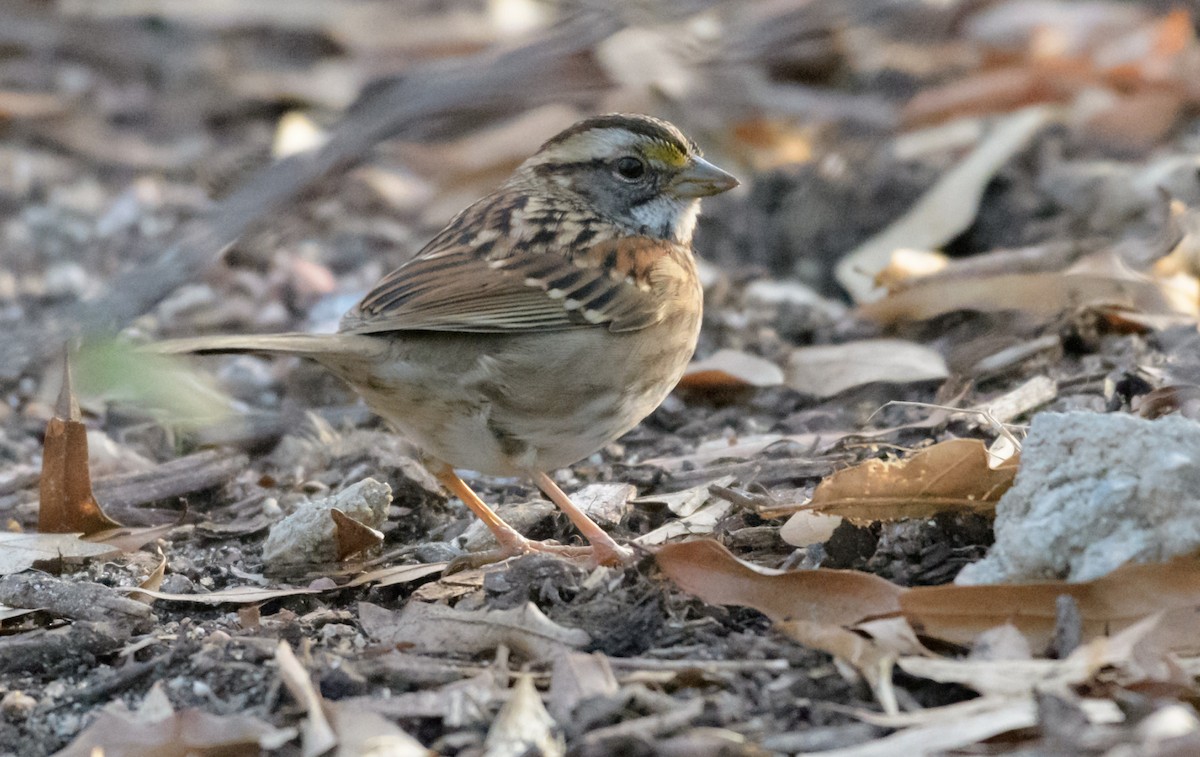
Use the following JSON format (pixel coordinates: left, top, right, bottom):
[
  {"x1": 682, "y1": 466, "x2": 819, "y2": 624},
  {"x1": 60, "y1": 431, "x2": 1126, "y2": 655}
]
[
  {"x1": 661, "y1": 456, "x2": 841, "y2": 489},
  {"x1": 0, "y1": 621, "x2": 128, "y2": 674},
  {"x1": 92, "y1": 449, "x2": 247, "y2": 509},
  {"x1": 0, "y1": 572, "x2": 155, "y2": 625},
  {"x1": 6, "y1": 449, "x2": 248, "y2": 514}
]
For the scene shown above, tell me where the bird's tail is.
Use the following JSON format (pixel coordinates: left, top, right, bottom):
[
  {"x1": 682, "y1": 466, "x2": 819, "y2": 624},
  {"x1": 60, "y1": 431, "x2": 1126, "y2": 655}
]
[{"x1": 149, "y1": 332, "x2": 386, "y2": 360}]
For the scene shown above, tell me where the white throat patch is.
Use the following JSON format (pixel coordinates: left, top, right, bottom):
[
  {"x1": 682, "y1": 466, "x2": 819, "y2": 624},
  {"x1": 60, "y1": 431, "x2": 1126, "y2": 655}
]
[{"x1": 630, "y1": 196, "x2": 700, "y2": 244}]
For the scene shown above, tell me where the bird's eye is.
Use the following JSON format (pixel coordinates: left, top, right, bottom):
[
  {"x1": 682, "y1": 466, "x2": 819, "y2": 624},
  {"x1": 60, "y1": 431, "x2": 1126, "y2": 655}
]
[{"x1": 615, "y1": 156, "x2": 645, "y2": 181}]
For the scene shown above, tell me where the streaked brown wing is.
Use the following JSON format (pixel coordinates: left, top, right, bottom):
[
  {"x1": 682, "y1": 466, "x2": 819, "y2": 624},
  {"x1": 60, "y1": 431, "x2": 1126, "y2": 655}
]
[{"x1": 340, "y1": 232, "x2": 675, "y2": 336}]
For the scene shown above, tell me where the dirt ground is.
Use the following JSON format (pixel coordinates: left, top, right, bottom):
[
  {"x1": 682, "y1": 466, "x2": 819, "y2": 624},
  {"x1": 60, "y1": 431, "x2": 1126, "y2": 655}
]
[{"x1": 4, "y1": 1, "x2": 1200, "y2": 756}]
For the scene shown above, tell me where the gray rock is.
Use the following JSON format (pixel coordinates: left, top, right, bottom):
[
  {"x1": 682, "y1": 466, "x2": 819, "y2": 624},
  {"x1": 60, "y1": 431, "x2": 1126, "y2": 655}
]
[
  {"x1": 262, "y1": 477, "x2": 391, "y2": 567},
  {"x1": 956, "y1": 412, "x2": 1200, "y2": 584}
]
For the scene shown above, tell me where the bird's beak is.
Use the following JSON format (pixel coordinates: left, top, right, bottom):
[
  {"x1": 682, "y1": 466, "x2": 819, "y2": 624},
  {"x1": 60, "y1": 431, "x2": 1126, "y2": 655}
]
[{"x1": 671, "y1": 157, "x2": 740, "y2": 198}]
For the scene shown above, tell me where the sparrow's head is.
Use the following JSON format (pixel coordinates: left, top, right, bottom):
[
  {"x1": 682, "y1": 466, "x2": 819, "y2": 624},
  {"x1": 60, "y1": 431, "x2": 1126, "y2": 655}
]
[{"x1": 519, "y1": 114, "x2": 739, "y2": 244}]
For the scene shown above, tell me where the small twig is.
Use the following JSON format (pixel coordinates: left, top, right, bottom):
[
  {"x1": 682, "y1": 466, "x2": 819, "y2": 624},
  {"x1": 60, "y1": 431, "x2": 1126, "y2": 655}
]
[
  {"x1": 868, "y1": 400, "x2": 1025, "y2": 452},
  {"x1": 66, "y1": 643, "x2": 182, "y2": 708},
  {"x1": 606, "y1": 657, "x2": 791, "y2": 673},
  {"x1": 575, "y1": 697, "x2": 706, "y2": 746}
]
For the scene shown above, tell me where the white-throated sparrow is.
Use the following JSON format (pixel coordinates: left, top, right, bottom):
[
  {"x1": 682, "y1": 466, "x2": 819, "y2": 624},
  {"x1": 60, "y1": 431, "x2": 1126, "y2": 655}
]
[{"x1": 157, "y1": 113, "x2": 738, "y2": 566}]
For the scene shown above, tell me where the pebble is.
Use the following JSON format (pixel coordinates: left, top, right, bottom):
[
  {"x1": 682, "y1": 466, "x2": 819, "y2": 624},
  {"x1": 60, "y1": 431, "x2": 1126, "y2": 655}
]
[
  {"x1": 43, "y1": 261, "x2": 90, "y2": 299},
  {"x1": 159, "y1": 574, "x2": 195, "y2": 595},
  {"x1": 0, "y1": 691, "x2": 36, "y2": 719}
]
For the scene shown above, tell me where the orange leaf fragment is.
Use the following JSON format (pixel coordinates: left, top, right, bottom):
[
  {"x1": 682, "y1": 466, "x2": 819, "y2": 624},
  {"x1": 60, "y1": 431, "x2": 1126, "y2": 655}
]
[
  {"x1": 655, "y1": 539, "x2": 902, "y2": 626},
  {"x1": 801, "y1": 439, "x2": 1018, "y2": 524},
  {"x1": 38, "y1": 357, "x2": 122, "y2": 536},
  {"x1": 331, "y1": 508, "x2": 384, "y2": 561},
  {"x1": 677, "y1": 349, "x2": 784, "y2": 393},
  {"x1": 902, "y1": 66, "x2": 1049, "y2": 127}
]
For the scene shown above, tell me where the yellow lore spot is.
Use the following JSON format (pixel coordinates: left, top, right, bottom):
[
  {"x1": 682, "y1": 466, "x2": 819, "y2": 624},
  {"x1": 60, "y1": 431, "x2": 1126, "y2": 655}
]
[{"x1": 643, "y1": 141, "x2": 688, "y2": 167}]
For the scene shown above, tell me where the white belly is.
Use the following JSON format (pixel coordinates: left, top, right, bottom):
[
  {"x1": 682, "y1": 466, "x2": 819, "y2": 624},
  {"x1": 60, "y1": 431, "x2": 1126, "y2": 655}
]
[{"x1": 328, "y1": 320, "x2": 697, "y2": 476}]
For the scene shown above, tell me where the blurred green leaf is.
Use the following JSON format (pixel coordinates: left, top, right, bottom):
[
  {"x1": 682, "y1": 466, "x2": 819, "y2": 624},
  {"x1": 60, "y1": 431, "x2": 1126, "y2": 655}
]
[{"x1": 74, "y1": 339, "x2": 234, "y2": 425}]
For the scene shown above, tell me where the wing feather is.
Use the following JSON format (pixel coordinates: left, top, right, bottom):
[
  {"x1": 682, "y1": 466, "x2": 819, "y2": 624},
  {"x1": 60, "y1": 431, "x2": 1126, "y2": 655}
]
[{"x1": 339, "y1": 189, "x2": 690, "y2": 336}]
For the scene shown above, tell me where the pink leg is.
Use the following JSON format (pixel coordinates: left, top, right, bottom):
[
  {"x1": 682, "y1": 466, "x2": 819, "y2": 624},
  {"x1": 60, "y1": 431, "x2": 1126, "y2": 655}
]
[
  {"x1": 433, "y1": 463, "x2": 590, "y2": 563},
  {"x1": 531, "y1": 471, "x2": 634, "y2": 567}
]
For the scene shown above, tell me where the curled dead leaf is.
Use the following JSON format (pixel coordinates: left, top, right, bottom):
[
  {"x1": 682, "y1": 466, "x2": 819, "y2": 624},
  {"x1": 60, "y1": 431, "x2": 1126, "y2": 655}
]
[
  {"x1": 797, "y1": 438, "x2": 1018, "y2": 524},
  {"x1": 858, "y1": 253, "x2": 1197, "y2": 325},
  {"x1": 678, "y1": 349, "x2": 784, "y2": 393},
  {"x1": 39, "y1": 356, "x2": 122, "y2": 536},
  {"x1": 836, "y1": 106, "x2": 1054, "y2": 302},
  {"x1": 0, "y1": 532, "x2": 117, "y2": 575},
  {"x1": 903, "y1": 555, "x2": 1200, "y2": 650},
  {"x1": 52, "y1": 681, "x2": 294, "y2": 757},
  {"x1": 129, "y1": 548, "x2": 168, "y2": 605},
  {"x1": 359, "y1": 600, "x2": 590, "y2": 662},
  {"x1": 331, "y1": 508, "x2": 384, "y2": 561},
  {"x1": 655, "y1": 539, "x2": 902, "y2": 626}
]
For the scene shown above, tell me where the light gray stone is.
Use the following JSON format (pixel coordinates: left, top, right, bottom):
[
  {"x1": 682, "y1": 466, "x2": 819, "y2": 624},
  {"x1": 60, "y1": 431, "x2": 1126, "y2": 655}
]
[
  {"x1": 262, "y1": 477, "x2": 391, "y2": 567},
  {"x1": 955, "y1": 412, "x2": 1200, "y2": 584}
]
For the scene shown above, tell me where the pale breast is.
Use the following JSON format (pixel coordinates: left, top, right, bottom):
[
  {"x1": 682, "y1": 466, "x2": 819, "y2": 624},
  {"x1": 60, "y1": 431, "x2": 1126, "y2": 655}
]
[{"x1": 323, "y1": 299, "x2": 698, "y2": 477}]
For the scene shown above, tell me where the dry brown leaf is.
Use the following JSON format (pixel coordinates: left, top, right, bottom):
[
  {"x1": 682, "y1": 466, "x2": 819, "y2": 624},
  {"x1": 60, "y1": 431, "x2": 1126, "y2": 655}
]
[
  {"x1": 857, "y1": 255, "x2": 1193, "y2": 325},
  {"x1": 805, "y1": 699, "x2": 1038, "y2": 757},
  {"x1": 359, "y1": 601, "x2": 590, "y2": 662},
  {"x1": 345, "y1": 562, "x2": 447, "y2": 589},
  {"x1": 904, "y1": 8, "x2": 1200, "y2": 138},
  {"x1": 873, "y1": 249, "x2": 949, "y2": 291},
  {"x1": 122, "y1": 584, "x2": 323, "y2": 604},
  {"x1": 730, "y1": 117, "x2": 814, "y2": 171},
  {"x1": 547, "y1": 653, "x2": 618, "y2": 723},
  {"x1": 39, "y1": 359, "x2": 122, "y2": 536},
  {"x1": 1082, "y1": 89, "x2": 1183, "y2": 150},
  {"x1": 485, "y1": 675, "x2": 563, "y2": 757},
  {"x1": 797, "y1": 439, "x2": 1018, "y2": 524},
  {"x1": 129, "y1": 549, "x2": 167, "y2": 605},
  {"x1": 411, "y1": 567, "x2": 490, "y2": 602},
  {"x1": 0, "y1": 532, "x2": 118, "y2": 575},
  {"x1": 631, "y1": 476, "x2": 735, "y2": 517},
  {"x1": 85, "y1": 516, "x2": 184, "y2": 553},
  {"x1": 776, "y1": 619, "x2": 898, "y2": 715},
  {"x1": 655, "y1": 539, "x2": 902, "y2": 626},
  {"x1": 276, "y1": 641, "x2": 337, "y2": 757},
  {"x1": 328, "y1": 703, "x2": 429, "y2": 757},
  {"x1": 901, "y1": 65, "x2": 1061, "y2": 127},
  {"x1": 902, "y1": 555, "x2": 1200, "y2": 649},
  {"x1": 836, "y1": 106, "x2": 1054, "y2": 302},
  {"x1": 1098, "y1": 8, "x2": 1198, "y2": 88},
  {"x1": 1136, "y1": 384, "x2": 1200, "y2": 419},
  {"x1": 785, "y1": 339, "x2": 949, "y2": 399},
  {"x1": 899, "y1": 608, "x2": 1193, "y2": 698},
  {"x1": 677, "y1": 349, "x2": 784, "y2": 392},
  {"x1": 52, "y1": 681, "x2": 294, "y2": 757},
  {"x1": 634, "y1": 498, "x2": 732, "y2": 545},
  {"x1": 331, "y1": 508, "x2": 384, "y2": 562},
  {"x1": 571, "y1": 482, "x2": 635, "y2": 527}
]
